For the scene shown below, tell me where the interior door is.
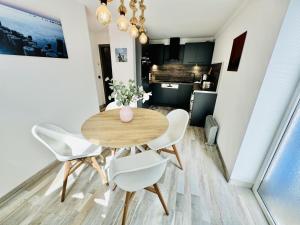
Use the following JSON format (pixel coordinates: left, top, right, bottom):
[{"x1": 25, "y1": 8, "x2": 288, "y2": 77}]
[
  {"x1": 253, "y1": 95, "x2": 300, "y2": 225},
  {"x1": 99, "y1": 45, "x2": 113, "y2": 104}
]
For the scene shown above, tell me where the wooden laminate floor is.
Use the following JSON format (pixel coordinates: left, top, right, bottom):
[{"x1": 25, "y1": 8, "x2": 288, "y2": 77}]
[{"x1": 0, "y1": 108, "x2": 268, "y2": 225}]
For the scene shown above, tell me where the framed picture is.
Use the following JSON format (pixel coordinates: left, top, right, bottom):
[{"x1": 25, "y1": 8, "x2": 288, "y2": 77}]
[
  {"x1": 227, "y1": 31, "x2": 247, "y2": 71},
  {"x1": 115, "y1": 48, "x2": 127, "y2": 62},
  {"x1": 0, "y1": 2, "x2": 68, "y2": 58}
]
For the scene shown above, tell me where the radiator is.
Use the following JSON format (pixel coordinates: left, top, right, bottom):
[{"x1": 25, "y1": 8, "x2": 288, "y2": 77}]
[{"x1": 204, "y1": 115, "x2": 218, "y2": 146}]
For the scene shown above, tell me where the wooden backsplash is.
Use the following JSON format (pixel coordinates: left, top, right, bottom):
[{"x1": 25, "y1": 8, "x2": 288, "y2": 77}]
[{"x1": 151, "y1": 64, "x2": 211, "y2": 82}]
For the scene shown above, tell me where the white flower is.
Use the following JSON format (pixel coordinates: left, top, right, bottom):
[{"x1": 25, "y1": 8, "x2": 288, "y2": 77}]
[{"x1": 142, "y1": 92, "x2": 152, "y2": 103}]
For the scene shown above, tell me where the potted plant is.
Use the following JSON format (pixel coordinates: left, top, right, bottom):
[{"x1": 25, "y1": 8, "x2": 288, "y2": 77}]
[{"x1": 106, "y1": 78, "x2": 151, "y2": 122}]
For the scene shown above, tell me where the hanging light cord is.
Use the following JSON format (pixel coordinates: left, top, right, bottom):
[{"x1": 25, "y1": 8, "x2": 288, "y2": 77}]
[
  {"x1": 119, "y1": 0, "x2": 127, "y2": 15},
  {"x1": 139, "y1": 0, "x2": 146, "y2": 32},
  {"x1": 130, "y1": 0, "x2": 138, "y2": 25}
]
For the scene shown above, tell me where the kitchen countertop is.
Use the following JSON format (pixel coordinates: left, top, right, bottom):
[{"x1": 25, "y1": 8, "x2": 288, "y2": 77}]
[
  {"x1": 193, "y1": 90, "x2": 217, "y2": 94},
  {"x1": 149, "y1": 80, "x2": 217, "y2": 93},
  {"x1": 149, "y1": 80, "x2": 194, "y2": 85}
]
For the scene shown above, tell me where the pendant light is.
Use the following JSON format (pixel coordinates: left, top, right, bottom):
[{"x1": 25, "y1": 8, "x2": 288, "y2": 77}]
[
  {"x1": 139, "y1": 32, "x2": 148, "y2": 44},
  {"x1": 96, "y1": 0, "x2": 112, "y2": 26},
  {"x1": 129, "y1": 0, "x2": 139, "y2": 38},
  {"x1": 139, "y1": 0, "x2": 148, "y2": 44},
  {"x1": 117, "y1": 0, "x2": 129, "y2": 31},
  {"x1": 96, "y1": 0, "x2": 149, "y2": 42}
]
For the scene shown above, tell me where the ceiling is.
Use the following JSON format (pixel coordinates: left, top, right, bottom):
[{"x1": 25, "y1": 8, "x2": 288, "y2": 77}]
[{"x1": 77, "y1": 0, "x2": 246, "y2": 39}]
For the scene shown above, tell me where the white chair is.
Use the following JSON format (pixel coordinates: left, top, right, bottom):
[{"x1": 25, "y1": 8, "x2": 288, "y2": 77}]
[
  {"x1": 105, "y1": 101, "x2": 120, "y2": 111},
  {"x1": 32, "y1": 123, "x2": 108, "y2": 202},
  {"x1": 147, "y1": 109, "x2": 189, "y2": 170},
  {"x1": 105, "y1": 101, "x2": 137, "y2": 111},
  {"x1": 109, "y1": 150, "x2": 169, "y2": 225}
]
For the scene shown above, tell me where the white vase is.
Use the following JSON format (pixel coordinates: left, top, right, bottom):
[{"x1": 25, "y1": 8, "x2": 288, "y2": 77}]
[{"x1": 119, "y1": 106, "x2": 134, "y2": 122}]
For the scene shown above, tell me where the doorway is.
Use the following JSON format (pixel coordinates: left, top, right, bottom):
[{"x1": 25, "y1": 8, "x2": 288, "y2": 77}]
[
  {"x1": 99, "y1": 44, "x2": 113, "y2": 105},
  {"x1": 253, "y1": 86, "x2": 300, "y2": 225}
]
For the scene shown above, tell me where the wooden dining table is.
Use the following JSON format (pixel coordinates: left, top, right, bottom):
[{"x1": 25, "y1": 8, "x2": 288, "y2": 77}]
[{"x1": 81, "y1": 108, "x2": 169, "y2": 154}]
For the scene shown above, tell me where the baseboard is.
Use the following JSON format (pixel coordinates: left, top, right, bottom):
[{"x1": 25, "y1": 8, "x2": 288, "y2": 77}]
[
  {"x1": 0, "y1": 160, "x2": 60, "y2": 205},
  {"x1": 214, "y1": 144, "x2": 230, "y2": 182},
  {"x1": 214, "y1": 145, "x2": 253, "y2": 188},
  {"x1": 229, "y1": 178, "x2": 253, "y2": 188}
]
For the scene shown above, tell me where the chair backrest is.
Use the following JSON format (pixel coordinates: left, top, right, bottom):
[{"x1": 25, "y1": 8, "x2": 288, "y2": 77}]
[
  {"x1": 105, "y1": 101, "x2": 137, "y2": 111},
  {"x1": 105, "y1": 101, "x2": 120, "y2": 111},
  {"x1": 166, "y1": 109, "x2": 189, "y2": 143},
  {"x1": 32, "y1": 123, "x2": 98, "y2": 161},
  {"x1": 109, "y1": 151, "x2": 169, "y2": 192},
  {"x1": 32, "y1": 123, "x2": 70, "y2": 161}
]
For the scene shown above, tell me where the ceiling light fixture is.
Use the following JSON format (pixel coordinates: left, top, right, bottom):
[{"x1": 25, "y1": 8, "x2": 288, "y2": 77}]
[
  {"x1": 117, "y1": 0, "x2": 129, "y2": 31},
  {"x1": 96, "y1": 0, "x2": 112, "y2": 26},
  {"x1": 138, "y1": 0, "x2": 148, "y2": 44},
  {"x1": 96, "y1": 0, "x2": 149, "y2": 42}
]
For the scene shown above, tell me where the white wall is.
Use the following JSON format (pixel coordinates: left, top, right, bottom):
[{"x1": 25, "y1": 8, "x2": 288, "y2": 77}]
[
  {"x1": 212, "y1": 0, "x2": 290, "y2": 177},
  {"x1": 0, "y1": 0, "x2": 99, "y2": 197},
  {"x1": 89, "y1": 29, "x2": 110, "y2": 106},
  {"x1": 231, "y1": 0, "x2": 300, "y2": 184},
  {"x1": 108, "y1": 24, "x2": 136, "y2": 82}
]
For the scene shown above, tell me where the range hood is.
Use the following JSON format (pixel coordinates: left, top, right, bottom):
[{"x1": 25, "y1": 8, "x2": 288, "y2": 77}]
[{"x1": 168, "y1": 37, "x2": 180, "y2": 61}]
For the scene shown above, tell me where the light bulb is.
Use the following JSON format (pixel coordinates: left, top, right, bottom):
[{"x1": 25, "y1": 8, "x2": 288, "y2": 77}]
[
  {"x1": 139, "y1": 32, "x2": 148, "y2": 44},
  {"x1": 117, "y1": 15, "x2": 129, "y2": 31},
  {"x1": 152, "y1": 64, "x2": 158, "y2": 71},
  {"x1": 96, "y1": 3, "x2": 112, "y2": 25},
  {"x1": 129, "y1": 25, "x2": 139, "y2": 38}
]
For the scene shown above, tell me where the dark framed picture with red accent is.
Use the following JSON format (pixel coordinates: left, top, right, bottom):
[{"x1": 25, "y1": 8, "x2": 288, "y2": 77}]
[{"x1": 227, "y1": 31, "x2": 247, "y2": 71}]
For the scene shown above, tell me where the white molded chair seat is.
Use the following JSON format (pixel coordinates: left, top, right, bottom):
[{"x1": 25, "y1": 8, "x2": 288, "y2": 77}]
[
  {"x1": 32, "y1": 123, "x2": 102, "y2": 162},
  {"x1": 147, "y1": 109, "x2": 189, "y2": 169},
  {"x1": 109, "y1": 150, "x2": 168, "y2": 192},
  {"x1": 32, "y1": 123, "x2": 108, "y2": 202},
  {"x1": 109, "y1": 151, "x2": 169, "y2": 225}
]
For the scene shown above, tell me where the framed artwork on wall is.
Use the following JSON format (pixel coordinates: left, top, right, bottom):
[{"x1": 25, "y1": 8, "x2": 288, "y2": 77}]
[
  {"x1": 115, "y1": 48, "x2": 127, "y2": 62},
  {"x1": 0, "y1": 2, "x2": 68, "y2": 58},
  {"x1": 227, "y1": 31, "x2": 247, "y2": 71}
]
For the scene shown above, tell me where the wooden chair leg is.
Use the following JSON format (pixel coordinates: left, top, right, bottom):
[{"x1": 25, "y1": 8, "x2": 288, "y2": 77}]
[
  {"x1": 172, "y1": 145, "x2": 183, "y2": 170},
  {"x1": 61, "y1": 161, "x2": 71, "y2": 202},
  {"x1": 91, "y1": 157, "x2": 109, "y2": 185},
  {"x1": 122, "y1": 192, "x2": 132, "y2": 225},
  {"x1": 153, "y1": 184, "x2": 169, "y2": 215}
]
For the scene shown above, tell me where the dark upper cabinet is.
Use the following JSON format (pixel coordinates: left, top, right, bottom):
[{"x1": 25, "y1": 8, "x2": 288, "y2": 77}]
[
  {"x1": 142, "y1": 44, "x2": 165, "y2": 65},
  {"x1": 183, "y1": 42, "x2": 215, "y2": 65}
]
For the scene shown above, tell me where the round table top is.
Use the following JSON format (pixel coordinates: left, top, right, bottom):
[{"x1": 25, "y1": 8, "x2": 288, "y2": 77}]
[{"x1": 81, "y1": 108, "x2": 169, "y2": 148}]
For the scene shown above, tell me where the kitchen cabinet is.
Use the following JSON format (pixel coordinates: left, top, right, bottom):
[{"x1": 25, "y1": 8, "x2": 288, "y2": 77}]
[
  {"x1": 149, "y1": 83, "x2": 193, "y2": 110},
  {"x1": 183, "y1": 42, "x2": 215, "y2": 65},
  {"x1": 142, "y1": 44, "x2": 165, "y2": 65},
  {"x1": 190, "y1": 91, "x2": 217, "y2": 127}
]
